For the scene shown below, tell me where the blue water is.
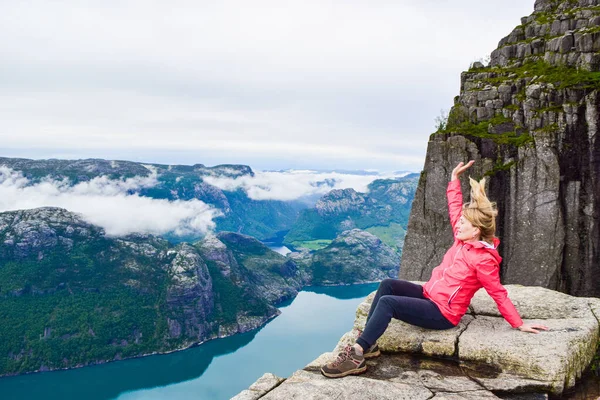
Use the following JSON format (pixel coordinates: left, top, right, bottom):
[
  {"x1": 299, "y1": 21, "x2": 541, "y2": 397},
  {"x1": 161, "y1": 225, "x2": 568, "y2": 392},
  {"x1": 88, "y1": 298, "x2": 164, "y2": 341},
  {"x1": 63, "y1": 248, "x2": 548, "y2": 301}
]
[
  {"x1": 265, "y1": 245, "x2": 291, "y2": 256},
  {"x1": 0, "y1": 283, "x2": 378, "y2": 400}
]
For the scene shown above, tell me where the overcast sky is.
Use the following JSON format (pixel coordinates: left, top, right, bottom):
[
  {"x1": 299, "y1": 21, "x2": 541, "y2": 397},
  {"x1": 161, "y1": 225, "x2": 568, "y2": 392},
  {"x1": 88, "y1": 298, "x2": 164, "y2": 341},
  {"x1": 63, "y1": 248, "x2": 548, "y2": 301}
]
[{"x1": 1, "y1": 1, "x2": 534, "y2": 172}]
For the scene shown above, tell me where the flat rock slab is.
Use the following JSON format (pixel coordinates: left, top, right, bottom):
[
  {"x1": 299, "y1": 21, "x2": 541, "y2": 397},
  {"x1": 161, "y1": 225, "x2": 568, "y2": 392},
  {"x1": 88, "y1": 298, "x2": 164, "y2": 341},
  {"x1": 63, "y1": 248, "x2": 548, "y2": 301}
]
[
  {"x1": 261, "y1": 354, "x2": 502, "y2": 400},
  {"x1": 260, "y1": 370, "x2": 434, "y2": 400},
  {"x1": 337, "y1": 292, "x2": 472, "y2": 358},
  {"x1": 233, "y1": 285, "x2": 599, "y2": 398},
  {"x1": 231, "y1": 373, "x2": 285, "y2": 400},
  {"x1": 469, "y1": 285, "x2": 600, "y2": 320},
  {"x1": 350, "y1": 285, "x2": 600, "y2": 395},
  {"x1": 459, "y1": 315, "x2": 599, "y2": 393}
]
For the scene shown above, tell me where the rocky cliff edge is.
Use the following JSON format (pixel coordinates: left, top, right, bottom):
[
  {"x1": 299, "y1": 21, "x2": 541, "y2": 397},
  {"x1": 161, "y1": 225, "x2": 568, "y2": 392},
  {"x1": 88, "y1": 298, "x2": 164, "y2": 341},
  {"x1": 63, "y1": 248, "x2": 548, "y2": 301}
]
[{"x1": 233, "y1": 285, "x2": 600, "y2": 399}]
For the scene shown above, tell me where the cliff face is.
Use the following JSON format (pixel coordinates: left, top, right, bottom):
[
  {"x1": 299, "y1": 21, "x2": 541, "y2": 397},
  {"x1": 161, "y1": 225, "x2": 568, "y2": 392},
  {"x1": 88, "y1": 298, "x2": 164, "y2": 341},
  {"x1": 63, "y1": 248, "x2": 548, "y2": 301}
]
[
  {"x1": 401, "y1": 0, "x2": 600, "y2": 296},
  {"x1": 165, "y1": 243, "x2": 215, "y2": 341}
]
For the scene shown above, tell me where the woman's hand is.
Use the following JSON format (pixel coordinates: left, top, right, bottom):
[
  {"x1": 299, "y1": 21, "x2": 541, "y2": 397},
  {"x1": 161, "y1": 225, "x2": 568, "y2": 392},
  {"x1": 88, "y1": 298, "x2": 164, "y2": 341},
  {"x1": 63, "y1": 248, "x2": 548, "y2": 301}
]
[
  {"x1": 517, "y1": 323, "x2": 549, "y2": 334},
  {"x1": 451, "y1": 160, "x2": 475, "y2": 181}
]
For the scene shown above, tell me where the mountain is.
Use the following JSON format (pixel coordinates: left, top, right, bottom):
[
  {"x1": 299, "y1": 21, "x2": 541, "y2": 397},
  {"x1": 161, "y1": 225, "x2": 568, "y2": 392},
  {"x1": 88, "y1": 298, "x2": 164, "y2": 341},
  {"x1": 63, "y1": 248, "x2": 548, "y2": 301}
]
[
  {"x1": 0, "y1": 157, "x2": 305, "y2": 241},
  {"x1": 400, "y1": 0, "x2": 600, "y2": 296},
  {"x1": 0, "y1": 207, "x2": 397, "y2": 376},
  {"x1": 284, "y1": 174, "x2": 419, "y2": 252},
  {"x1": 291, "y1": 229, "x2": 401, "y2": 285},
  {"x1": 0, "y1": 207, "x2": 302, "y2": 375}
]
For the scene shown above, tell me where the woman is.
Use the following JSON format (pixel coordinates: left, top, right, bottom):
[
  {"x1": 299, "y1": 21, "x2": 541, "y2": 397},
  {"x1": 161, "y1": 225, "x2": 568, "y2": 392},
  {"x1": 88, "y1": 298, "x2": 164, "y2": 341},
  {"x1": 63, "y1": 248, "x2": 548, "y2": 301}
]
[{"x1": 321, "y1": 160, "x2": 548, "y2": 378}]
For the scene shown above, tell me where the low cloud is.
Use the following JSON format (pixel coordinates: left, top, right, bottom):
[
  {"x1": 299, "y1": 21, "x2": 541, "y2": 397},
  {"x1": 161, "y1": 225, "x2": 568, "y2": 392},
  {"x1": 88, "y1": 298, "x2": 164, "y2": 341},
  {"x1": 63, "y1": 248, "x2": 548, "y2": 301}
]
[
  {"x1": 203, "y1": 170, "x2": 406, "y2": 201},
  {"x1": 0, "y1": 167, "x2": 220, "y2": 237}
]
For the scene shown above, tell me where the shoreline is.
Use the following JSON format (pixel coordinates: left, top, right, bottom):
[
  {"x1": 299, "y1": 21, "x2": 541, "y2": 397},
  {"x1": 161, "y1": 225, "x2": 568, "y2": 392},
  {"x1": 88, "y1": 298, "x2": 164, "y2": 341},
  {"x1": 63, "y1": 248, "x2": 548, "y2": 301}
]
[
  {"x1": 0, "y1": 311, "x2": 279, "y2": 380},
  {"x1": 0, "y1": 281, "x2": 382, "y2": 379}
]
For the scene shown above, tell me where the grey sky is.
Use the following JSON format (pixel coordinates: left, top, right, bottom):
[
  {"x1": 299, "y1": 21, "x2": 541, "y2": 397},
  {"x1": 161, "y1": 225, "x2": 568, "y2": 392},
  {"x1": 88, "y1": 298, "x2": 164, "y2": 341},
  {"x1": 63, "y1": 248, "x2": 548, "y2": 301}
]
[{"x1": 1, "y1": 1, "x2": 534, "y2": 172}]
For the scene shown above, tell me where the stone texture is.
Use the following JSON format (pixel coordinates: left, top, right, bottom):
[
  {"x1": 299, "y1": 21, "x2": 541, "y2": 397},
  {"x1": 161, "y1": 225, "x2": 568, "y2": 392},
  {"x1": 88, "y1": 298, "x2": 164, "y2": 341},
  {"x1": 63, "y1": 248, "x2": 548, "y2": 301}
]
[
  {"x1": 231, "y1": 373, "x2": 285, "y2": 400},
  {"x1": 241, "y1": 352, "x2": 503, "y2": 399},
  {"x1": 340, "y1": 293, "x2": 474, "y2": 358},
  {"x1": 401, "y1": 0, "x2": 600, "y2": 297},
  {"x1": 469, "y1": 285, "x2": 600, "y2": 319},
  {"x1": 315, "y1": 188, "x2": 366, "y2": 216},
  {"x1": 236, "y1": 285, "x2": 600, "y2": 398},
  {"x1": 165, "y1": 243, "x2": 214, "y2": 340},
  {"x1": 0, "y1": 207, "x2": 104, "y2": 259},
  {"x1": 430, "y1": 392, "x2": 499, "y2": 400},
  {"x1": 459, "y1": 315, "x2": 598, "y2": 393},
  {"x1": 351, "y1": 286, "x2": 600, "y2": 395},
  {"x1": 400, "y1": 0, "x2": 600, "y2": 296},
  {"x1": 260, "y1": 370, "x2": 434, "y2": 400}
]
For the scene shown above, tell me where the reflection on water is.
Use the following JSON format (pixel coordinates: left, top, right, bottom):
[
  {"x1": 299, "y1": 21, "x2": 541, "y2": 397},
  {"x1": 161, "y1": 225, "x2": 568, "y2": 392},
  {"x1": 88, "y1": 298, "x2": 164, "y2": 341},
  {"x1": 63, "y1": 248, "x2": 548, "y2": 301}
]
[
  {"x1": 304, "y1": 283, "x2": 381, "y2": 299},
  {"x1": 266, "y1": 245, "x2": 291, "y2": 256},
  {"x1": 0, "y1": 283, "x2": 379, "y2": 400},
  {"x1": 263, "y1": 242, "x2": 291, "y2": 256},
  {"x1": 0, "y1": 329, "x2": 259, "y2": 400}
]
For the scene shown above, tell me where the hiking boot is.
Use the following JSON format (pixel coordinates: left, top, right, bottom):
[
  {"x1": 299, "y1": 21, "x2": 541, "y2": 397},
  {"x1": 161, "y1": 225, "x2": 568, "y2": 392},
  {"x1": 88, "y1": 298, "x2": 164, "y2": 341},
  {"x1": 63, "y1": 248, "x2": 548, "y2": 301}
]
[
  {"x1": 363, "y1": 343, "x2": 380, "y2": 359},
  {"x1": 321, "y1": 345, "x2": 366, "y2": 378}
]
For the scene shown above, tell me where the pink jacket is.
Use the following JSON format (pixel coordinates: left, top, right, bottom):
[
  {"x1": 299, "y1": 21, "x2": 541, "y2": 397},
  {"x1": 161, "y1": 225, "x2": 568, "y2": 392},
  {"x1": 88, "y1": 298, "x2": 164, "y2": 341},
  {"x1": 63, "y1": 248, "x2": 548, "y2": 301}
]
[{"x1": 422, "y1": 180, "x2": 523, "y2": 328}]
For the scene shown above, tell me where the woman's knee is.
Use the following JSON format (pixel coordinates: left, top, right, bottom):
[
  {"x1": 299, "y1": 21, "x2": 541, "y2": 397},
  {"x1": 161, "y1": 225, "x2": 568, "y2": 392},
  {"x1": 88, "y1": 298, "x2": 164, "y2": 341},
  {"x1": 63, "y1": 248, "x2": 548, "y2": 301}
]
[
  {"x1": 371, "y1": 295, "x2": 395, "y2": 320},
  {"x1": 378, "y1": 295, "x2": 396, "y2": 310},
  {"x1": 379, "y1": 278, "x2": 397, "y2": 291}
]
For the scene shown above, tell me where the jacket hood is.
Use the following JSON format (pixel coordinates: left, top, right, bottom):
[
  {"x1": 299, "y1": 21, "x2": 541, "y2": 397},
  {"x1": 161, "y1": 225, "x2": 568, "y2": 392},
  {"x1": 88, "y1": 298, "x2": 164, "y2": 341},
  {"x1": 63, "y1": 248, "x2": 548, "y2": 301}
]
[{"x1": 465, "y1": 237, "x2": 502, "y2": 264}]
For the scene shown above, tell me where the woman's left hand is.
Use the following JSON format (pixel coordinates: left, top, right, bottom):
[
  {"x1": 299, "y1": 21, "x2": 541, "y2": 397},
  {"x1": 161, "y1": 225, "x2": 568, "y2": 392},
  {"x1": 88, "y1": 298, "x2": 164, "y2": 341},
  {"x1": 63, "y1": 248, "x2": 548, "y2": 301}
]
[
  {"x1": 451, "y1": 160, "x2": 474, "y2": 181},
  {"x1": 517, "y1": 323, "x2": 549, "y2": 334}
]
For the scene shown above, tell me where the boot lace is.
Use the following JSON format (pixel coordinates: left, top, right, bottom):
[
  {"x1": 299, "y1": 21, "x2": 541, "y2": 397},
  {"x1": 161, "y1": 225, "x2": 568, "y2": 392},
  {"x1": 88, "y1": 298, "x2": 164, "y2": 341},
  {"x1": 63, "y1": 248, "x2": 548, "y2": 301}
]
[{"x1": 331, "y1": 345, "x2": 353, "y2": 367}]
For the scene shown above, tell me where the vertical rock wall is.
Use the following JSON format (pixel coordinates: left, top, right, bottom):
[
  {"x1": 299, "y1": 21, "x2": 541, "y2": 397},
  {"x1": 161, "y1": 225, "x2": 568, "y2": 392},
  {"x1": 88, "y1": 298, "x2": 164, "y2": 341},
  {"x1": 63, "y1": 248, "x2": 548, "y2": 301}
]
[{"x1": 401, "y1": 0, "x2": 600, "y2": 296}]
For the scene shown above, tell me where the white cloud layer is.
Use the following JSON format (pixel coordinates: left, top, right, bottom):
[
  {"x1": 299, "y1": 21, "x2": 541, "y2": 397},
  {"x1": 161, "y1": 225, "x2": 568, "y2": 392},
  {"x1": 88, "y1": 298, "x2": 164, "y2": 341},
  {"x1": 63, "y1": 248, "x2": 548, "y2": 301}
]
[
  {"x1": 204, "y1": 170, "x2": 405, "y2": 201},
  {"x1": 0, "y1": 167, "x2": 220, "y2": 237}
]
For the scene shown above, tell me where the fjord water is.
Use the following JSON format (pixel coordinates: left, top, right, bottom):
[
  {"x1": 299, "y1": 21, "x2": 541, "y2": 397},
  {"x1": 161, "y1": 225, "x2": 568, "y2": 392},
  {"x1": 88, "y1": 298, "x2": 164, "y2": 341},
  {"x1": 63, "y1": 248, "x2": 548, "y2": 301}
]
[{"x1": 0, "y1": 283, "x2": 378, "y2": 400}]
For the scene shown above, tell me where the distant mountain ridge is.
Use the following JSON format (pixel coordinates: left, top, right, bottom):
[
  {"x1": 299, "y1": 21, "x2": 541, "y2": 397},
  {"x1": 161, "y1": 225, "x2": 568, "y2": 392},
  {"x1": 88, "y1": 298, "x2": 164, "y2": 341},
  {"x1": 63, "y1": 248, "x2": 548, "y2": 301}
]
[
  {"x1": 0, "y1": 157, "x2": 253, "y2": 182},
  {"x1": 284, "y1": 174, "x2": 419, "y2": 252},
  {"x1": 0, "y1": 156, "x2": 411, "y2": 375}
]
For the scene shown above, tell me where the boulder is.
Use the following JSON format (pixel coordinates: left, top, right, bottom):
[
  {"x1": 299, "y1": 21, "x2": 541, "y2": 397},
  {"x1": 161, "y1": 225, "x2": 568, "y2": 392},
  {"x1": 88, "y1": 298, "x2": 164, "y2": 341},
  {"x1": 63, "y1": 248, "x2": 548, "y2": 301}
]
[{"x1": 341, "y1": 285, "x2": 600, "y2": 395}]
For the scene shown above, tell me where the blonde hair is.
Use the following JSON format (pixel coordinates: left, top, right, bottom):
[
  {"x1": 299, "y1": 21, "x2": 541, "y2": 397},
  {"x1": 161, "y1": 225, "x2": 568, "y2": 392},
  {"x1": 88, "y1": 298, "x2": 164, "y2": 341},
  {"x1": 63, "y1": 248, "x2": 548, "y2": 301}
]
[{"x1": 462, "y1": 177, "x2": 498, "y2": 244}]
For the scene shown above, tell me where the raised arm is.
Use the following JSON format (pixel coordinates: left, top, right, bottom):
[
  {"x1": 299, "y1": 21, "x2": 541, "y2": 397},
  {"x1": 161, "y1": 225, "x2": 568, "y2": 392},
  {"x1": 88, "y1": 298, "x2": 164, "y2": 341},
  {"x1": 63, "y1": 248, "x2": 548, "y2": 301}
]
[
  {"x1": 450, "y1": 160, "x2": 474, "y2": 182},
  {"x1": 447, "y1": 161, "x2": 474, "y2": 229}
]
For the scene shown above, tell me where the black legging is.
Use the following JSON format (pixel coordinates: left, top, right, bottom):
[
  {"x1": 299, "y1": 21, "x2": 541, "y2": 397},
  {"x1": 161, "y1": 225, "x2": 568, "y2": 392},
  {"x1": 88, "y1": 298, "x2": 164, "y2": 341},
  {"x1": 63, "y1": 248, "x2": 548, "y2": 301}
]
[{"x1": 356, "y1": 279, "x2": 455, "y2": 350}]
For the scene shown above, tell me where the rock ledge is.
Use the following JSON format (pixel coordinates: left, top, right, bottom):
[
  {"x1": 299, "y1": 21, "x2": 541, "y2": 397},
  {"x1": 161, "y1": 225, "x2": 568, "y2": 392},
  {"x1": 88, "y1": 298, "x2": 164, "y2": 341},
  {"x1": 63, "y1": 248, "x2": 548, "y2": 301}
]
[{"x1": 233, "y1": 285, "x2": 600, "y2": 399}]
